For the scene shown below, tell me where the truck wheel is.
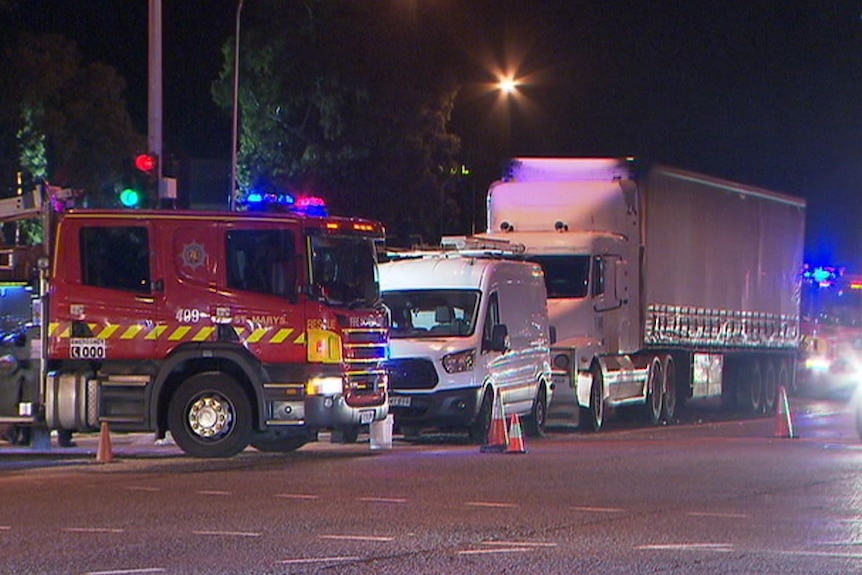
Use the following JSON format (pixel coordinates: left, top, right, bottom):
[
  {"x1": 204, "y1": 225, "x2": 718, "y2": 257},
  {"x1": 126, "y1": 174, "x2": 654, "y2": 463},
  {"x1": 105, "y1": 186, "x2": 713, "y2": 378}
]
[
  {"x1": 763, "y1": 362, "x2": 778, "y2": 414},
  {"x1": 580, "y1": 366, "x2": 604, "y2": 432},
  {"x1": 168, "y1": 372, "x2": 253, "y2": 458},
  {"x1": 745, "y1": 362, "x2": 765, "y2": 415},
  {"x1": 525, "y1": 384, "x2": 548, "y2": 437},
  {"x1": 468, "y1": 388, "x2": 493, "y2": 444},
  {"x1": 660, "y1": 355, "x2": 677, "y2": 422},
  {"x1": 643, "y1": 357, "x2": 663, "y2": 425}
]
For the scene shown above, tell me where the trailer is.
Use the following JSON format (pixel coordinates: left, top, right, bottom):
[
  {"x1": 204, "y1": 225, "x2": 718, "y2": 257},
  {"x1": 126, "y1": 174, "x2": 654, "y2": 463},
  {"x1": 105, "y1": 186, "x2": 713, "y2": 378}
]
[{"x1": 478, "y1": 157, "x2": 806, "y2": 430}]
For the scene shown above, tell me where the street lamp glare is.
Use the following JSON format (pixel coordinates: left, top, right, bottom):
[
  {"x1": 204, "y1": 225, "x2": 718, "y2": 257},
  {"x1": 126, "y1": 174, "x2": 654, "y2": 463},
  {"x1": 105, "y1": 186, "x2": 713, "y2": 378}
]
[{"x1": 498, "y1": 76, "x2": 518, "y2": 94}]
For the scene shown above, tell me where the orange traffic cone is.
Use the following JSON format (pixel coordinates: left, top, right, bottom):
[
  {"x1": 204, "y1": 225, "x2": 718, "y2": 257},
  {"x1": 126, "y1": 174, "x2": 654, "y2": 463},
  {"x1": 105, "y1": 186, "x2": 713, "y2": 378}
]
[
  {"x1": 773, "y1": 385, "x2": 796, "y2": 439},
  {"x1": 96, "y1": 421, "x2": 114, "y2": 463},
  {"x1": 480, "y1": 388, "x2": 509, "y2": 453},
  {"x1": 506, "y1": 413, "x2": 527, "y2": 454}
]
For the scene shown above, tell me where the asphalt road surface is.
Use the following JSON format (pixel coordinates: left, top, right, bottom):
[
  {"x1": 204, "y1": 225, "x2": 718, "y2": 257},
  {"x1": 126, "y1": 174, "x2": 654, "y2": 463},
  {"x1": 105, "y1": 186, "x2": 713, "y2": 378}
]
[{"x1": 0, "y1": 393, "x2": 860, "y2": 575}]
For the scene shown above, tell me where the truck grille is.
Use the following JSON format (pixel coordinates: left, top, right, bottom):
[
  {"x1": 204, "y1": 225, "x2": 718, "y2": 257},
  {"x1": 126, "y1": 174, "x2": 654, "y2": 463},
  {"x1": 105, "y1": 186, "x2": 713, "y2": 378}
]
[
  {"x1": 343, "y1": 328, "x2": 388, "y2": 405},
  {"x1": 386, "y1": 358, "x2": 438, "y2": 390}
]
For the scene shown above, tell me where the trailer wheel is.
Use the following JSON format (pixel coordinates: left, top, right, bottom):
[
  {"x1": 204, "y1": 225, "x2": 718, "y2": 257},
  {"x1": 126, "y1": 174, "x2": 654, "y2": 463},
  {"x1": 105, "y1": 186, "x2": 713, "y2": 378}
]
[
  {"x1": 168, "y1": 372, "x2": 253, "y2": 458},
  {"x1": 525, "y1": 383, "x2": 548, "y2": 437},
  {"x1": 580, "y1": 366, "x2": 604, "y2": 432},
  {"x1": 856, "y1": 400, "x2": 862, "y2": 440},
  {"x1": 763, "y1": 362, "x2": 778, "y2": 414},
  {"x1": 469, "y1": 387, "x2": 494, "y2": 444},
  {"x1": 643, "y1": 357, "x2": 663, "y2": 425},
  {"x1": 745, "y1": 361, "x2": 765, "y2": 415},
  {"x1": 661, "y1": 355, "x2": 677, "y2": 422}
]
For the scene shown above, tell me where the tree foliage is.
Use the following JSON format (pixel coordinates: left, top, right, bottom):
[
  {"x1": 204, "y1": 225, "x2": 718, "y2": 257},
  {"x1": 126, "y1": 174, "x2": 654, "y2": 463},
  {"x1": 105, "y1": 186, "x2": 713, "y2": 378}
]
[
  {"x1": 0, "y1": 32, "x2": 145, "y2": 205},
  {"x1": 212, "y1": 0, "x2": 463, "y2": 243}
]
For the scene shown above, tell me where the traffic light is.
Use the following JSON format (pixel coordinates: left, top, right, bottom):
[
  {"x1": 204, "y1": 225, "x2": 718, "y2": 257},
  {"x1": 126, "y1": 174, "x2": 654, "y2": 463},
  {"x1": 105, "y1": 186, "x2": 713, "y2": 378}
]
[
  {"x1": 135, "y1": 152, "x2": 158, "y2": 176},
  {"x1": 119, "y1": 187, "x2": 142, "y2": 208}
]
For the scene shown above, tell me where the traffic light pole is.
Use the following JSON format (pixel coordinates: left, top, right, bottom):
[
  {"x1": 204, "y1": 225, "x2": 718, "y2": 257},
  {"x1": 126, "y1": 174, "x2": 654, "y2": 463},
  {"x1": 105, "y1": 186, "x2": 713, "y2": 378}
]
[
  {"x1": 230, "y1": 0, "x2": 245, "y2": 212},
  {"x1": 148, "y1": 0, "x2": 166, "y2": 204}
]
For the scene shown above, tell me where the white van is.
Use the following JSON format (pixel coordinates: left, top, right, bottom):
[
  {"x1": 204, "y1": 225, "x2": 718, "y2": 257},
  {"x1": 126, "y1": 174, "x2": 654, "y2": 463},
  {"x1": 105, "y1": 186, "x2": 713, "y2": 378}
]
[{"x1": 380, "y1": 254, "x2": 553, "y2": 441}]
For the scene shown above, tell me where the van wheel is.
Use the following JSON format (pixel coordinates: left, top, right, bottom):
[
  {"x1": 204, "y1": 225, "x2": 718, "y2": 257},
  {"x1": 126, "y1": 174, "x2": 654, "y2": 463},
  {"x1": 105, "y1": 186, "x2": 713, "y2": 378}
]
[
  {"x1": 168, "y1": 372, "x2": 253, "y2": 458},
  {"x1": 469, "y1": 388, "x2": 493, "y2": 444},
  {"x1": 643, "y1": 357, "x2": 663, "y2": 425},
  {"x1": 580, "y1": 366, "x2": 604, "y2": 432},
  {"x1": 525, "y1": 384, "x2": 547, "y2": 437}
]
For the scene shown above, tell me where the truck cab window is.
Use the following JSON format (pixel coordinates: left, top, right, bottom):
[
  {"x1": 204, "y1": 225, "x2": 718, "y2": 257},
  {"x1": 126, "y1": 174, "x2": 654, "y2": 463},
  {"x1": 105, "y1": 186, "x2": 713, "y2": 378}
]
[
  {"x1": 226, "y1": 229, "x2": 297, "y2": 298},
  {"x1": 80, "y1": 226, "x2": 150, "y2": 293}
]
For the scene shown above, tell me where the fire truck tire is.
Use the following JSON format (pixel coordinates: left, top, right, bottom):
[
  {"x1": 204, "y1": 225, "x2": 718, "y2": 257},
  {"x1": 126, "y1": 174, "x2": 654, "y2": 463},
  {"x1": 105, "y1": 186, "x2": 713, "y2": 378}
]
[
  {"x1": 643, "y1": 356, "x2": 663, "y2": 425},
  {"x1": 525, "y1": 383, "x2": 547, "y2": 437},
  {"x1": 580, "y1": 365, "x2": 604, "y2": 432},
  {"x1": 660, "y1": 354, "x2": 677, "y2": 422},
  {"x1": 745, "y1": 361, "x2": 765, "y2": 415},
  {"x1": 763, "y1": 361, "x2": 778, "y2": 414},
  {"x1": 168, "y1": 372, "x2": 253, "y2": 458},
  {"x1": 468, "y1": 386, "x2": 493, "y2": 444}
]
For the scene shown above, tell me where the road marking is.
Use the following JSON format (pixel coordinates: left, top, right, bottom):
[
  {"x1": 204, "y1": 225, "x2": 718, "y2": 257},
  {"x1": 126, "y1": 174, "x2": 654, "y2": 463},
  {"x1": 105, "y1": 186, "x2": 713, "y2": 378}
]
[
  {"x1": 635, "y1": 543, "x2": 733, "y2": 552},
  {"x1": 61, "y1": 527, "x2": 125, "y2": 534},
  {"x1": 570, "y1": 505, "x2": 625, "y2": 513},
  {"x1": 356, "y1": 496, "x2": 408, "y2": 504},
  {"x1": 458, "y1": 547, "x2": 533, "y2": 555},
  {"x1": 278, "y1": 556, "x2": 360, "y2": 565},
  {"x1": 194, "y1": 490, "x2": 230, "y2": 496},
  {"x1": 319, "y1": 534, "x2": 395, "y2": 542},
  {"x1": 775, "y1": 549, "x2": 862, "y2": 559},
  {"x1": 84, "y1": 569, "x2": 165, "y2": 575},
  {"x1": 192, "y1": 530, "x2": 261, "y2": 537},
  {"x1": 465, "y1": 501, "x2": 518, "y2": 508},
  {"x1": 275, "y1": 493, "x2": 319, "y2": 500},
  {"x1": 687, "y1": 511, "x2": 749, "y2": 519},
  {"x1": 482, "y1": 541, "x2": 558, "y2": 548}
]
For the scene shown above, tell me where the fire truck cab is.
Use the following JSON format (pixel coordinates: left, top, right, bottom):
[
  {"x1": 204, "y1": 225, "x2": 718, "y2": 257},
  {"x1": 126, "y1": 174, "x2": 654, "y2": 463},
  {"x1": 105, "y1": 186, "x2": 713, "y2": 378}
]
[{"x1": 0, "y1": 195, "x2": 389, "y2": 457}]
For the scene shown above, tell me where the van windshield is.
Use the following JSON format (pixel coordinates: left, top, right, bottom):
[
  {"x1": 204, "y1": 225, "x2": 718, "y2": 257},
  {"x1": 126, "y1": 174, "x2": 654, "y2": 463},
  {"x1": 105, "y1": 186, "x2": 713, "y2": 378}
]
[
  {"x1": 382, "y1": 289, "x2": 480, "y2": 338},
  {"x1": 525, "y1": 255, "x2": 591, "y2": 298}
]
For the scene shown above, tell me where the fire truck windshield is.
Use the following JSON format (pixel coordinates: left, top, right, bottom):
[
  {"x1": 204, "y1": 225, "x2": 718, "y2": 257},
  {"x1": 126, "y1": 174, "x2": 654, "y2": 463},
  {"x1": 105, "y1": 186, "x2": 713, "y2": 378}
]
[{"x1": 310, "y1": 235, "x2": 379, "y2": 308}]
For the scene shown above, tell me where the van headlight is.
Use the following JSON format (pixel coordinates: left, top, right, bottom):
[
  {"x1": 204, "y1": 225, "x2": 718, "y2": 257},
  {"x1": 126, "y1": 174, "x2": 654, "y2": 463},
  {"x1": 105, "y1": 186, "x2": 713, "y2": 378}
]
[{"x1": 442, "y1": 349, "x2": 475, "y2": 374}]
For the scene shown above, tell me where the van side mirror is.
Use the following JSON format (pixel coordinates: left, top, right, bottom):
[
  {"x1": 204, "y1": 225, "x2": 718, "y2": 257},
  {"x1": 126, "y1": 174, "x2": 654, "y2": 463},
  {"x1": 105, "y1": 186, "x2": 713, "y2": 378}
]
[
  {"x1": 488, "y1": 323, "x2": 509, "y2": 352},
  {"x1": 549, "y1": 325, "x2": 557, "y2": 345}
]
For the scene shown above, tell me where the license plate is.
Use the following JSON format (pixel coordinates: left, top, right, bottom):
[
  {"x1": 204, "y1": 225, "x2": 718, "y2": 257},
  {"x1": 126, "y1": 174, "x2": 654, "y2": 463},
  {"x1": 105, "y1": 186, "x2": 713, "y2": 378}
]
[
  {"x1": 359, "y1": 410, "x2": 375, "y2": 424},
  {"x1": 389, "y1": 395, "x2": 411, "y2": 408}
]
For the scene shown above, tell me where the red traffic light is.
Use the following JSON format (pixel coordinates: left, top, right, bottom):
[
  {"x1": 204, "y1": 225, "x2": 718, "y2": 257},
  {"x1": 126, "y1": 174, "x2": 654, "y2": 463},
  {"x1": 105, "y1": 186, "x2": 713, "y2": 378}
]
[{"x1": 135, "y1": 153, "x2": 158, "y2": 174}]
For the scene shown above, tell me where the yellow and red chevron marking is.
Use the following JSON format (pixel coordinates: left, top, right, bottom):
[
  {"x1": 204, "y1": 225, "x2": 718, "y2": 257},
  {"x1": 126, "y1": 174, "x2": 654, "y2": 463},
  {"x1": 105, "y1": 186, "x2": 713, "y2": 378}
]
[{"x1": 48, "y1": 322, "x2": 305, "y2": 345}]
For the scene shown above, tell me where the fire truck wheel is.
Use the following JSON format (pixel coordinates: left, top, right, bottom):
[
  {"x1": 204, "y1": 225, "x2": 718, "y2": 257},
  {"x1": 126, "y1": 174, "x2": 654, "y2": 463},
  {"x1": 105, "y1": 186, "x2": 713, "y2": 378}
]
[
  {"x1": 168, "y1": 372, "x2": 253, "y2": 458},
  {"x1": 660, "y1": 355, "x2": 677, "y2": 422},
  {"x1": 643, "y1": 356, "x2": 663, "y2": 425},
  {"x1": 525, "y1": 383, "x2": 547, "y2": 437},
  {"x1": 468, "y1": 387, "x2": 493, "y2": 444},
  {"x1": 580, "y1": 365, "x2": 604, "y2": 432}
]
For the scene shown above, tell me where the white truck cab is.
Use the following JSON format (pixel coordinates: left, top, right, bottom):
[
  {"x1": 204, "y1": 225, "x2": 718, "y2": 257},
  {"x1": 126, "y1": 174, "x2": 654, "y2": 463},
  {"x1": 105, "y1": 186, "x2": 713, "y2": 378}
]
[{"x1": 380, "y1": 248, "x2": 552, "y2": 442}]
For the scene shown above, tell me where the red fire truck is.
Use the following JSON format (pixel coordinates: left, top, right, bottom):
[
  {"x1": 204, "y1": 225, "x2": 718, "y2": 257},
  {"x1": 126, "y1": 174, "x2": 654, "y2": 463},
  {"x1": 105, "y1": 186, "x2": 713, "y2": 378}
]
[
  {"x1": 798, "y1": 265, "x2": 862, "y2": 397},
  {"x1": 0, "y1": 189, "x2": 389, "y2": 457}
]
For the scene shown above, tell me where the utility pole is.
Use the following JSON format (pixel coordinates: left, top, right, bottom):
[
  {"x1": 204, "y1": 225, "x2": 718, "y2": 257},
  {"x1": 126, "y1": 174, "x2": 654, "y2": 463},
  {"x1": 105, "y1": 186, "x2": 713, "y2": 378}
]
[{"x1": 230, "y1": 0, "x2": 245, "y2": 212}]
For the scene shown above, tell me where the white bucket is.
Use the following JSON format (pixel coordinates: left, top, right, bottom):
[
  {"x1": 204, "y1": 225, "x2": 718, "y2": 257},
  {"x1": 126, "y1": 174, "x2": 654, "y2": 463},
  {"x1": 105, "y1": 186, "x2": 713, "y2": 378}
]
[{"x1": 369, "y1": 414, "x2": 394, "y2": 450}]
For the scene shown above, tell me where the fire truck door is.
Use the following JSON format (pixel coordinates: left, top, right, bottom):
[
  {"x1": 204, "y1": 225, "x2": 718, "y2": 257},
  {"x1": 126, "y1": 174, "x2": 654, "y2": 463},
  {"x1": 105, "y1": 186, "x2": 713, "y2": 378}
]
[{"x1": 52, "y1": 221, "x2": 163, "y2": 360}]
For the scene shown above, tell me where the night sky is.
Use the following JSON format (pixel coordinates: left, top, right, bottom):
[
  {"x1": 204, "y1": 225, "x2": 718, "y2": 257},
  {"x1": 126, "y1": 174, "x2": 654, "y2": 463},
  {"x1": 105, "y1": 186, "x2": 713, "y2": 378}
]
[{"x1": 6, "y1": 1, "x2": 862, "y2": 270}]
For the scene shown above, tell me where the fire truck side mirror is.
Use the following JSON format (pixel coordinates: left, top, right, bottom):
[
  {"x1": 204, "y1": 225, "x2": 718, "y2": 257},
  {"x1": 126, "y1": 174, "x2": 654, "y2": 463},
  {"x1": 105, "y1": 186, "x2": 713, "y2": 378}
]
[{"x1": 36, "y1": 256, "x2": 50, "y2": 271}]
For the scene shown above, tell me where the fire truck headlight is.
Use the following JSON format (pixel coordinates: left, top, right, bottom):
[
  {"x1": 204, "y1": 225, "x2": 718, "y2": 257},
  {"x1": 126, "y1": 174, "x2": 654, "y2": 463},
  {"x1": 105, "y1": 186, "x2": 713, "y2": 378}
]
[
  {"x1": 307, "y1": 376, "x2": 344, "y2": 396},
  {"x1": 442, "y1": 349, "x2": 475, "y2": 374},
  {"x1": 805, "y1": 356, "x2": 831, "y2": 372}
]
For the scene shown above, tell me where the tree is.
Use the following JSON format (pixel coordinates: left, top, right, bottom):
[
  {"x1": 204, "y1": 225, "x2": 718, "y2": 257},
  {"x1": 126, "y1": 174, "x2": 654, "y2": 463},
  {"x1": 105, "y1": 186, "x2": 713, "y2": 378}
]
[
  {"x1": 0, "y1": 32, "x2": 145, "y2": 207},
  {"x1": 212, "y1": 0, "x2": 463, "y2": 243}
]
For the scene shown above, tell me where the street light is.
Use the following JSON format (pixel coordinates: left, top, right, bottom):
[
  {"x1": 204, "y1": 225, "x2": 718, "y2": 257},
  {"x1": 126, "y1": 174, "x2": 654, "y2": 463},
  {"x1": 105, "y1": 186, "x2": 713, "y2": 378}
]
[{"x1": 229, "y1": 0, "x2": 245, "y2": 212}]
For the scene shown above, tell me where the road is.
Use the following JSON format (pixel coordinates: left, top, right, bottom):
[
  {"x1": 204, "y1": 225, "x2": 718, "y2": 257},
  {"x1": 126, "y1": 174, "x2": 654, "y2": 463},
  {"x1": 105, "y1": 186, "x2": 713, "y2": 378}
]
[{"x1": 0, "y1": 393, "x2": 860, "y2": 575}]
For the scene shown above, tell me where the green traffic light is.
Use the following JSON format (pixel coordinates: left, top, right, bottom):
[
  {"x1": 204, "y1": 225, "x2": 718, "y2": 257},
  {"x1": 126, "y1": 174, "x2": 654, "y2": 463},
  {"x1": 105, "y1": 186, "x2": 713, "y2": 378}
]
[{"x1": 119, "y1": 188, "x2": 141, "y2": 208}]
